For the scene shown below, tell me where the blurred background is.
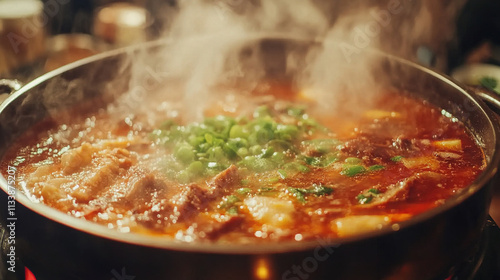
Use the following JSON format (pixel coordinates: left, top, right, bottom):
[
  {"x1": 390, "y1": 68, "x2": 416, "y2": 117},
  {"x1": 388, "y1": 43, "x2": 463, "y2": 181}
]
[{"x1": 0, "y1": 0, "x2": 499, "y2": 80}]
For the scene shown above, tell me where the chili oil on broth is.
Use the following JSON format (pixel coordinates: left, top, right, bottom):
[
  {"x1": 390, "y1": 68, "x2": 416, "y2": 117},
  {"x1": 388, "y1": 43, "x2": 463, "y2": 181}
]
[{"x1": 0, "y1": 88, "x2": 486, "y2": 243}]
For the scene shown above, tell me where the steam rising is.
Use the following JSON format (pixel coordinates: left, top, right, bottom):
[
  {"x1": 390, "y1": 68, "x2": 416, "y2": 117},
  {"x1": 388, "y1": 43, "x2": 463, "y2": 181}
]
[
  {"x1": 149, "y1": 0, "x2": 332, "y2": 120},
  {"x1": 80, "y1": 1, "x2": 467, "y2": 124}
]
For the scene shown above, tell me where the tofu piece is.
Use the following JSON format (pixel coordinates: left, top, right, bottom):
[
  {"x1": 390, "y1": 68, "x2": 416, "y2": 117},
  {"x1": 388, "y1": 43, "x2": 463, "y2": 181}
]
[
  {"x1": 401, "y1": 156, "x2": 440, "y2": 170},
  {"x1": 364, "y1": 110, "x2": 401, "y2": 119},
  {"x1": 432, "y1": 139, "x2": 462, "y2": 152},
  {"x1": 244, "y1": 196, "x2": 295, "y2": 228},
  {"x1": 334, "y1": 215, "x2": 390, "y2": 237}
]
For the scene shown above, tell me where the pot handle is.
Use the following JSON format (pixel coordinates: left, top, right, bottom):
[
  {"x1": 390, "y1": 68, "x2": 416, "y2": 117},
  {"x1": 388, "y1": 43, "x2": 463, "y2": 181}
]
[{"x1": 0, "y1": 79, "x2": 23, "y2": 105}]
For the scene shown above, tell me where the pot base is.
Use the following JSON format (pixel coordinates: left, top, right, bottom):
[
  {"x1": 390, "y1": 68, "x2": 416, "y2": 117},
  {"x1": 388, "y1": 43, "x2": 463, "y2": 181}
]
[{"x1": 2, "y1": 217, "x2": 500, "y2": 280}]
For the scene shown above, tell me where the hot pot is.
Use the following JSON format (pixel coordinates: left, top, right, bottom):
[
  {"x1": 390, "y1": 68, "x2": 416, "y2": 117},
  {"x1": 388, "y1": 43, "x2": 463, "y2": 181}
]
[{"x1": 0, "y1": 38, "x2": 499, "y2": 280}]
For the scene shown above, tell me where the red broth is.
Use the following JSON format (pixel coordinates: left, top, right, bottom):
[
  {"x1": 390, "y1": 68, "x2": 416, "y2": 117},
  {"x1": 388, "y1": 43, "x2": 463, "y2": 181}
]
[{"x1": 0, "y1": 89, "x2": 485, "y2": 243}]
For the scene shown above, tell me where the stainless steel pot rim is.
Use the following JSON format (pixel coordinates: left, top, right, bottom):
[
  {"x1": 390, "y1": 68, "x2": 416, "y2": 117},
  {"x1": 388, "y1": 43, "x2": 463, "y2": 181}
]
[{"x1": 1, "y1": 38, "x2": 499, "y2": 254}]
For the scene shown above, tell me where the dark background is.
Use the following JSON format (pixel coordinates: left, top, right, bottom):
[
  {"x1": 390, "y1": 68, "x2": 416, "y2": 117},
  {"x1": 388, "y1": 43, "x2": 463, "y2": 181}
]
[{"x1": 40, "y1": 0, "x2": 500, "y2": 72}]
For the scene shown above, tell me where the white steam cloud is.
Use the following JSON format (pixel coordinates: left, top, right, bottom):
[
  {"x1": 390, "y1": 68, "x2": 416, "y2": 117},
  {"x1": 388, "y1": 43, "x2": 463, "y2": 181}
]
[{"x1": 118, "y1": 0, "x2": 466, "y2": 121}]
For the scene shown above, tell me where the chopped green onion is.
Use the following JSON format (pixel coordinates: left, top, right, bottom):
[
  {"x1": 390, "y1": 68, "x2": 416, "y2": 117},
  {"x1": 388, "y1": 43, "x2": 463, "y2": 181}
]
[
  {"x1": 367, "y1": 188, "x2": 380, "y2": 194},
  {"x1": 341, "y1": 165, "x2": 366, "y2": 177},
  {"x1": 391, "y1": 156, "x2": 404, "y2": 162},
  {"x1": 177, "y1": 169, "x2": 190, "y2": 184},
  {"x1": 259, "y1": 187, "x2": 274, "y2": 192},
  {"x1": 308, "y1": 184, "x2": 334, "y2": 196},
  {"x1": 229, "y1": 125, "x2": 248, "y2": 139},
  {"x1": 288, "y1": 188, "x2": 306, "y2": 204},
  {"x1": 282, "y1": 162, "x2": 310, "y2": 173},
  {"x1": 268, "y1": 177, "x2": 280, "y2": 183},
  {"x1": 240, "y1": 179, "x2": 250, "y2": 186},
  {"x1": 297, "y1": 164, "x2": 310, "y2": 173},
  {"x1": 356, "y1": 194, "x2": 373, "y2": 204},
  {"x1": 205, "y1": 133, "x2": 214, "y2": 144},
  {"x1": 260, "y1": 147, "x2": 275, "y2": 158},
  {"x1": 277, "y1": 169, "x2": 287, "y2": 179},
  {"x1": 287, "y1": 106, "x2": 305, "y2": 117},
  {"x1": 253, "y1": 105, "x2": 271, "y2": 118},
  {"x1": 302, "y1": 139, "x2": 340, "y2": 154},
  {"x1": 304, "y1": 156, "x2": 321, "y2": 166},
  {"x1": 187, "y1": 161, "x2": 204, "y2": 177},
  {"x1": 226, "y1": 206, "x2": 239, "y2": 215},
  {"x1": 175, "y1": 145, "x2": 195, "y2": 164},
  {"x1": 249, "y1": 145, "x2": 263, "y2": 155},
  {"x1": 287, "y1": 184, "x2": 333, "y2": 204},
  {"x1": 219, "y1": 195, "x2": 241, "y2": 209},
  {"x1": 236, "y1": 147, "x2": 249, "y2": 158},
  {"x1": 152, "y1": 102, "x2": 344, "y2": 183},
  {"x1": 276, "y1": 124, "x2": 299, "y2": 141},
  {"x1": 236, "y1": 187, "x2": 252, "y2": 195},
  {"x1": 480, "y1": 76, "x2": 498, "y2": 92},
  {"x1": 356, "y1": 188, "x2": 382, "y2": 204},
  {"x1": 239, "y1": 156, "x2": 277, "y2": 172},
  {"x1": 257, "y1": 187, "x2": 278, "y2": 196},
  {"x1": 368, "y1": 165, "x2": 385, "y2": 171}
]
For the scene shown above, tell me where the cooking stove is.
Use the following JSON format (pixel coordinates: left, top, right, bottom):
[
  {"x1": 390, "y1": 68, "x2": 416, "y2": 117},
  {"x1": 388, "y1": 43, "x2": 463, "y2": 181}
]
[{"x1": 1, "y1": 217, "x2": 500, "y2": 280}]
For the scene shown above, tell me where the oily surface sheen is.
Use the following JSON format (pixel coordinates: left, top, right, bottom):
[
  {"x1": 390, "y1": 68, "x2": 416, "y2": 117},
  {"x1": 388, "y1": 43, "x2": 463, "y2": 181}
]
[{"x1": 0, "y1": 90, "x2": 486, "y2": 243}]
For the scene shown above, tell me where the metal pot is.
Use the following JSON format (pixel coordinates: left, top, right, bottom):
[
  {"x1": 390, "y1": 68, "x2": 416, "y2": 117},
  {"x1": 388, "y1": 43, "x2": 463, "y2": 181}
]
[{"x1": 0, "y1": 38, "x2": 499, "y2": 280}]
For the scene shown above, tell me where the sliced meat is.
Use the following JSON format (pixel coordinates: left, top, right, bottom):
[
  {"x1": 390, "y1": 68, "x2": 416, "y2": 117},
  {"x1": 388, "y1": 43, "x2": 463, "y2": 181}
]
[
  {"x1": 342, "y1": 137, "x2": 395, "y2": 162},
  {"x1": 342, "y1": 136, "x2": 428, "y2": 163},
  {"x1": 207, "y1": 164, "x2": 239, "y2": 197},
  {"x1": 72, "y1": 148, "x2": 133, "y2": 203},
  {"x1": 122, "y1": 171, "x2": 171, "y2": 212},
  {"x1": 198, "y1": 215, "x2": 245, "y2": 241},
  {"x1": 170, "y1": 183, "x2": 211, "y2": 223},
  {"x1": 169, "y1": 165, "x2": 240, "y2": 223},
  {"x1": 61, "y1": 142, "x2": 94, "y2": 174},
  {"x1": 357, "y1": 172, "x2": 443, "y2": 207}
]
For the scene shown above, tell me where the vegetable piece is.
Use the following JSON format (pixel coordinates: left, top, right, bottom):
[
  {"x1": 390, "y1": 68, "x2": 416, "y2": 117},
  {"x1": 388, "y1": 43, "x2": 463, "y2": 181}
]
[
  {"x1": 287, "y1": 106, "x2": 305, "y2": 117},
  {"x1": 302, "y1": 139, "x2": 340, "y2": 154},
  {"x1": 308, "y1": 184, "x2": 334, "y2": 196},
  {"x1": 276, "y1": 124, "x2": 299, "y2": 141},
  {"x1": 288, "y1": 188, "x2": 306, "y2": 203},
  {"x1": 226, "y1": 206, "x2": 239, "y2": 215},
  {"x1": 480, "y1": 76, "x2": 498, "y2": 92},
  {"x1": 240, "y1": 179, "x2": 250, "y2": 186},
  {"x1": 187, "y1": 161, "x2": 204, "y2": 177},
  {"x1": 401, "y1": 156, "x2": 440, "y2": 170},
  {"x1": 367, "y1": 188, "x2": 380, "y2": 194},
  {"x1": 239, "y1": 156, "x2": 277, "y2": 172},
  {"x1": 356, "y1": 194, "x2": 373, "y2": 204},
  {"x1": 219, "y1": 195, "x2": 241, "y2": 209},
  {"x1": 175, "y1": 145, "x2": 195, "y2": 164},
  {"x1": 277, "y1": 169, "x2": 287, "y2": 179},
  {"x1": 283, "y1": 162, "x2": 310, "y2": 174},
  {"x1": 229, "y1": 125, "x2": 248, "y2": 139},
  {"x1": 341, "y1": 165, "x2": 366, "y2": 177},
  {"x1": 390, "y1": 156, "x2": 404, "y2": 162},
  {"x1": 253, "y1": 105, "x2": 271, "y2": 118},
  {"x1": 236, "y1": 187, "x2": 252, "y2": 195},
  {"x1": 356, "y1": 188, "x2": 382, "y2": 204},
  {"x1": 334, "y1": 215, "x2": 390, "y2": 237},
  {"x1": 287, "y1": 184, "x2": 333, "y2": 203},
  {"x1": 368, "y1": 165, "x2": 385, "y2": 171},
  {"x1": 151, "y1": 103, "x2": 345, "y2": 183},
  {"x1": 244, "y1": 196, "x2": 295, "y2": 228},
  {"x1": 432, "y1": 139, "x2": 462, "y2": 152}
]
